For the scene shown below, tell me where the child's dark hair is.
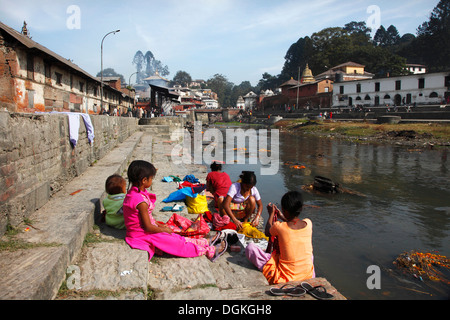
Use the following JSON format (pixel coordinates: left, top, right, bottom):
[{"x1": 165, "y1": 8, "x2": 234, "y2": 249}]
[
  {"x1": 210, "y1": 161, "x2": 222, "y2": 172},
  {"x1": 281, "y1": 191, "x2": 304, "y2": 220},
  {"x1": 105, "y1": 174, "x2": 126, "y2": 195},
  {"x1": 240, "y1": 171, "x2": 257, "y2": 186},
  {"x1": 127, "y1": 160, "x2": 157, "y2": 188}
]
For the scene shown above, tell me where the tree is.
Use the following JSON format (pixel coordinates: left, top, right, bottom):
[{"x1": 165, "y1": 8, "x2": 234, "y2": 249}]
[
  {"x1": 132, "y1": 51, "x2": 145, "y2": 83},
  {"x1": 257, "y1": 73, "x2": 280, "y2": 91},
  {"x1": 132, "y1": 50, "x2": 170, "y2": 83},
  {"x1": 172, "y1": 71, "x2": 192, "y2": 87},
  {"x1": 96, "y1": 68, "x2": 125, "y2": 84},
  {"x1": 280, "y1": 36, "x2": 314, "y2": 82},
  {"x1": 373, "y1": 25, "x2": 400, "y2": 47},
  {"x1": 409, "y1": 0, "x2": 450, "y2": 71},
  {"x1": 417, "y1": 0, "x2": 450, "y2": 36},
  {"x1": 207, "y1": 74, "x2": 234, "y2": 108},
  {"x1": 386, "y1": 25, "x2": 401, "y2": 46}
]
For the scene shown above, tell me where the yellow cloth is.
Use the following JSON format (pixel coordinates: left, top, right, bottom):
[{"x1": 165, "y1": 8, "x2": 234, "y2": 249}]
[
  {"x1": 238, "y1": 222, "x2": 268, "y2": 240},
  {"x1": 262, "y1": 219, "x2": 314, "y2": 284},
  {"x1": 186, "y1": 194, "x2": 209, "y2": 214}
]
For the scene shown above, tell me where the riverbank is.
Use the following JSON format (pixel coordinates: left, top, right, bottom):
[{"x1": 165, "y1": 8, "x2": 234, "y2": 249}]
[
  {"x1": 273, "y1": 119, "x2": 450, "y2": 148},
  {"x1": 0, "y1": 128, "x2": 346, "y2": 301}
]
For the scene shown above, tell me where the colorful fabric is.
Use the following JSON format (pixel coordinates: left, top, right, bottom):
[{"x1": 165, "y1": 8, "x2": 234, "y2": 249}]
[
  {"x1": 123, "y1": 186, "x2": 214, "y2": 260},
  {"x1": 246, "y1": 242, "x2": 272, "y2": 271},
  {"x1": 229, "y1": 201, "x2": 246, "y2": 211},
  {"x1": 203, "y1": 211, "x2": 237, "y2": 231},
  {"x1": 183, "y1": 174, "x2": 199, "y2": 183},
  {"x1": 212, "y1": 213, "x2": 231, "y2": 229},
  {"x1": 239, "y1": 222, "x2": 268, "y2": 240},
  {"x1": 262, "y1": 219, "x2": 315, "y2": 284},
  {"x1": 186, "y1": 194, "x2": 209, "y2": 214},
  {"x1": 166, "y1": 213, "x2": 210, "y2": 238},
  {"x1": 103, "y1": 193, "x2": 126, "y2": 229}
]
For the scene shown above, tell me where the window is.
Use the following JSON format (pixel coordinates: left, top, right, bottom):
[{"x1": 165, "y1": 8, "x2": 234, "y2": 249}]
[
  {"x1": 430, "y1": 92, "x2": 438, "y2": 98},
  {"x1": 418, "y1": 78, "x2": 425, "y2": 89},
  {"x1": 445, "y1": 76, "x2": 450, "y2": 88},
  {"x1": 356, "y1": 83, "x2": 361, "y2": 93},
  {"x1": 79, "y1": 81, "x2": 84, "y2": 92},
  {"x1": 55, "y1": 72, "x2": 63, "y2": 85},
  {"x1": 375, "y1": 82, "x2": 380, "y2": 92},
  {"x1": 406, "y1": 94, "x2": 412, "y2": 104},
  {"x1": 340, "y1": 86, "x2": 344, "y2": 94},
  {"x1": 395, "y1": 80, "x2": 401, "y2": 90},
  {"x1": 44, "y1": 61, "x2": 51, "y2": 81},
  {"x1": 26, "y1": 54, "x2": 34, "y2": 80}
]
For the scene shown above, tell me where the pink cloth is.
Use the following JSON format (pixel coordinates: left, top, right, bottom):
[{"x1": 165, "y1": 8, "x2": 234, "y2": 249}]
[
  {"x1": 212, "y1": 213, "x2": 230, "y2": 229},
  {"x1": 123, "y1": 186, "x2": 214, "y2": 260},
  {"x1": 245, "y1": 242, "x2": 271, "y2": 271}
]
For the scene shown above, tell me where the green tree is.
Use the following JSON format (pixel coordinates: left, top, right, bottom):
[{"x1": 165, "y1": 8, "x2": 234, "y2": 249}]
[
  {"x1": 172, "y1": 71, "x2": 192, "y2": 87},
  {"x1": 415, "y1": 0, "x2": 450, "y2": 71},
  {"x1": 96, "y1": 68, "x2": 125, "y2": 84},
  {"x1": 280, "y1": 36, "x2": 314, "y2": 82},
  {"x1": 257, "y1": 72, "x2": 280, "y2": 91},
  {"x1": 207, "y1": 74, "x2": 234, "y2": 108}
]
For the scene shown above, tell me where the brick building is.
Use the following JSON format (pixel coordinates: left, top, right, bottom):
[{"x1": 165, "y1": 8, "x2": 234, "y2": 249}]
[{"x1": 0, "y1": 21, "x2": 135, "y2": 115}]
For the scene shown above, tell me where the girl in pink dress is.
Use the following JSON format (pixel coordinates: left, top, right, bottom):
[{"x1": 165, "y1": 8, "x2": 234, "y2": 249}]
[{"x1": 123, "y1": 160, "x2": 223, "y2": 261}]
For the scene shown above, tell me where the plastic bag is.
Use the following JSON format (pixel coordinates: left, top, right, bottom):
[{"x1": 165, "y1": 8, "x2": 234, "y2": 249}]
[
  {"x1": 163, "y1": 187, "x2": 197, "y2": 203},
  {"x1": 186, "y1": 194, "x2": 209, "y2": 214}
]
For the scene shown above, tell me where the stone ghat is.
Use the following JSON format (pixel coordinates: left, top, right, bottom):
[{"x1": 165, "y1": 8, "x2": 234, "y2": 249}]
[{"x1": 0, "y1": 127, "x2": 346, "y2": 301}]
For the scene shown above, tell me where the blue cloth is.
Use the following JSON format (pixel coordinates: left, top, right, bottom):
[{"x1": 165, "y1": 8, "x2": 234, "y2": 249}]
[
  {"x1": 163, "y1": 188, "x2": 198, "y2": 203},
  {"x1": 183, "y1": 174, "x2": 199, "y2": 183},
  {"x1": 162, "y1": 177, "x2": 173, "y2": 182}
]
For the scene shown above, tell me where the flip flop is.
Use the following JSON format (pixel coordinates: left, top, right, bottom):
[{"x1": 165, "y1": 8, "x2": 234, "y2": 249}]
[
  {"x1": 269, "y1": 284, "x2": 306, "y2": 297},
  {"x1": 209, "y1": 231, "x2": 222, "y2": 246},
  {"x1": 300, "y1": 282, "x2": 334, "y2": 300},
  {"x1": 210, "y1": 238, "x2": 227, "y2": 262}
]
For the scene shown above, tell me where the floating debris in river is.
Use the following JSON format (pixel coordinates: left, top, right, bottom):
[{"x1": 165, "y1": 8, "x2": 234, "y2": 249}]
[{"x1": 393, "y1": 251, "x2": 450, "y2": 284}]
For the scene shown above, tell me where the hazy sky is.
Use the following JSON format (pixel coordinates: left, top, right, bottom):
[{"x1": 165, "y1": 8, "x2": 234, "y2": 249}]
[{"x1": 0, "y1": 0, "x2": 439, "y2": 86}]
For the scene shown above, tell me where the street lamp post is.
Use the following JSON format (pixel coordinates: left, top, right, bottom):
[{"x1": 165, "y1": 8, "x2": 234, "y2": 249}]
[
  {"x1": 100, "y1": 30, "x2": 120, "y2": 111},
  {"x1": 129, "y1": 72, "x2": 138, "y2": 88}
]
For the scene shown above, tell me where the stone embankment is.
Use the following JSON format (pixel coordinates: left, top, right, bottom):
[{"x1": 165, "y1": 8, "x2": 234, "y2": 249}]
[{"x1": 0, "y1": 122, "x2": 345, "y2": 301}]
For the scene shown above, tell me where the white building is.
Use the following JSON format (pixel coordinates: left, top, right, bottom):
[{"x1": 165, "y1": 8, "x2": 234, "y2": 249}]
[
  {"x1": 406, "y1": 64, "x2": 427, "y2": 75},
  {"x1": 203, "y1": 98, "x2": 219, "y2": 109},
  {"x1": 333, "y1": 71, "x2": 450, "y2": 107},
  {"x1": 243, "y1": 91, "x2": 258, "y2": 110},
  {"x1": 236, "y1": 96, "x2": 245, "y2": 109}
]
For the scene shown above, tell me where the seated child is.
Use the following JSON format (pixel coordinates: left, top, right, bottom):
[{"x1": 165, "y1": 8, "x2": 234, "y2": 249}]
[
  {"x1": 245, "y1": 191, "x2": 315, "y2": 284},
  {"x1": 123, "y1": 160, "x2": 225, "y2": 262},
  {"x1": 103, "y1": 174, "x2": 127, "y2": 229}
]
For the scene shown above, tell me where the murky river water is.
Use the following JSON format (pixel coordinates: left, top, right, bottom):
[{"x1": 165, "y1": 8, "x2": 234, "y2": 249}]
[{"x1": 206, "y1": 126, "x2": 450, "y2": 300}]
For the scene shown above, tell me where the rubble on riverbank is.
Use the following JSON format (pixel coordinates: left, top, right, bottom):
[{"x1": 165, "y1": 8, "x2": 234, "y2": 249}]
[{"x1": 273, "y1": 120, "x2": 450, "y2": 148}]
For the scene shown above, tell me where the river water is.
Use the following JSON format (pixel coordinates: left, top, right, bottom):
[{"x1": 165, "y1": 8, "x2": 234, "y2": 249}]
[{"x1": 206, "y1": 125, "x2": 450, "y2": 300}]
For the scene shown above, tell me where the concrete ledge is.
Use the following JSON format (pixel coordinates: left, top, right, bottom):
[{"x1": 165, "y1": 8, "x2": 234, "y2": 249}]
[
  {"x1": 0, "y1": 246, "x2": 69, "y2": 300},
  {"x1": 0, "y1": 131, "x2": 143, "y2": 300}
]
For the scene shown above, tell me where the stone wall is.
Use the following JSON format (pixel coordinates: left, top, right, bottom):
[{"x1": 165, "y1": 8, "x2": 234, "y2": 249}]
[{"x1": 0, "y1": 111, "x2": 139, "y2": 235}]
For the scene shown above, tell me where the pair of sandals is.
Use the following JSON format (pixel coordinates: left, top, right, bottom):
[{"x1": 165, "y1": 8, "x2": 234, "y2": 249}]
[
  {"x1": 209, "y1": 231, "x2": 228, "y2": 262},
  {"x1": 269, "y1": 282, "x2": 334, "y2": 300}
]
